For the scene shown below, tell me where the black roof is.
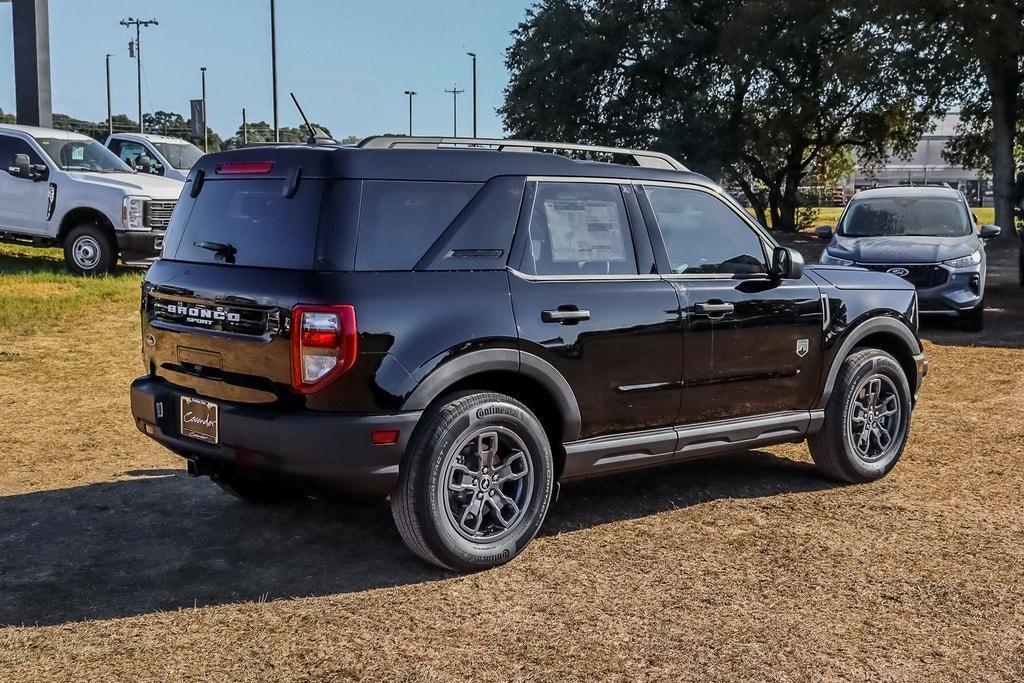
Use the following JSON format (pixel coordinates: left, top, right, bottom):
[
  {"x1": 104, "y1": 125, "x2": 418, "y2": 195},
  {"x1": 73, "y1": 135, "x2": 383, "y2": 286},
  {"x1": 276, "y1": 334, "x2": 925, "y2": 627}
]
[{"x1": 191, "y1": 144, "x2": 716, "y2": 188}]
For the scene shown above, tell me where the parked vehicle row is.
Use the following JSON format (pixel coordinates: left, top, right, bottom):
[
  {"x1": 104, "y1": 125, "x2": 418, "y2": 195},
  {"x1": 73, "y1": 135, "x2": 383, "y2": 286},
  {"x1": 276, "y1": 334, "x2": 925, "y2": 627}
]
[
  {"x1": 129, "y1": 137, "x2": 927, "y2": 571},
  {"x1": 0, "y1": 124, "x2": 202, "y2": 274}
]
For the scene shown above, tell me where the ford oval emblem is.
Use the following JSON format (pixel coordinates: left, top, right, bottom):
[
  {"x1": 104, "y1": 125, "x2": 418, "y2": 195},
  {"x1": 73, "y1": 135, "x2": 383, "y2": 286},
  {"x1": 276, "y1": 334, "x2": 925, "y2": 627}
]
[{"x1": 887, "y1": 267, "x2": 910, "y2": 277}]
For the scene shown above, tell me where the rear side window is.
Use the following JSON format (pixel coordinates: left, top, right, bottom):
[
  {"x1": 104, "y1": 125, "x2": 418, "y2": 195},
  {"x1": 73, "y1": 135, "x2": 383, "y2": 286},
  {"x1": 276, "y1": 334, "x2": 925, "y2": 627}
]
[
  {"x1": 354, "y1": 181, "x2": 481, "y2": 271},
  {"x1": 521, "y1": 182, "x2": 637, "y2": 276},
  {"x1": 164, "y1": 178, "x2": 324, "y2": 269}
]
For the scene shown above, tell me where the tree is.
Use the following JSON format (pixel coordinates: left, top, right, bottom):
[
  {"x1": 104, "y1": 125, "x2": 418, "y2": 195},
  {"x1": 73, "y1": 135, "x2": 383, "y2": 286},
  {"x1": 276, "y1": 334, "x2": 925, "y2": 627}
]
[
  {"x1": 878, "y1": 1, "x2": 1023, "y2": 235},
  {"x1": 502, "y1": 0, "x2": 952, "y2": 231}
]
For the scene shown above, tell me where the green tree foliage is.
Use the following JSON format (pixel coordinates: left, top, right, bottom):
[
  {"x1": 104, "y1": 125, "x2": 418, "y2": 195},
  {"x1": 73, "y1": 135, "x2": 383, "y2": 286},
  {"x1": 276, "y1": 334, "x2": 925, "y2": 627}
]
[{"x1": 502, "y1": 0, "x2": 952, "y2": 231}]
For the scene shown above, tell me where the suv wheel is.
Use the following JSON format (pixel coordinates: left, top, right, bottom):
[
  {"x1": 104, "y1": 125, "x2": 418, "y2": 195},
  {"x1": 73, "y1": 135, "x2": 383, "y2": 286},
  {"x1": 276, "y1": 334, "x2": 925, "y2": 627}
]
[
  {"x1": 960, "y1": 300, "x2": 985, "y2": 332},
  {"x1": 391, "y1": 392, "x2": 554, "y2": 571},
  {"x1": 64, "y1": 224, "x2": 117, "y2": 276},
  {"x1": 808, "y1": 349, "x2": 912, "y2": 483}
]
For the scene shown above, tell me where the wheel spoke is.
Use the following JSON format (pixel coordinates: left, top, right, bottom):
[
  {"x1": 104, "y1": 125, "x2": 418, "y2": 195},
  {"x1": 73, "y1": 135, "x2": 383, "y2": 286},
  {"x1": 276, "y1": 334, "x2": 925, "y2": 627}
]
[
  {"x1": 855, "y1": 421, "x2": 872, "y2": 454},
  {"x1": 878, "y1": 395, "x2": 899, "y2": 418},
  {"x1": 489, "y1": 488, "x2": 521, "y2": 528},
  {"x1": 475, "y1": 431, "x2": 499, "y2": 470},
  {"x1": 874, "y1": 424, "x2": 893, "y2": 450},
  {"x1": 493, "y1": 450, "x2": 528, "y2": 484},
  {"x1": 460, "y1": 495, "x2": 486, "y2": 534}
]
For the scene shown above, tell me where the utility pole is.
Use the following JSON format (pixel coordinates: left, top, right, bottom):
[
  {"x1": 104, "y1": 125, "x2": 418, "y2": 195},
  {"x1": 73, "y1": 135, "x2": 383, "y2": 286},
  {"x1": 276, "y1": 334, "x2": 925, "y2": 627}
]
[
  {"x1": 403, "y1": 90, "x2": 416, "y2": 136},
  {"x1": 119, "y1": 17, "x2": 158, "y2": 133},
  {"x1": 200, "y1": 66, "x2": 208, "y2": 152},
  {"x1": 270, "y1": 0, "x2": 279, "y2": 142},
  {"x1": 466, "y1": 52, "x2": 477, "y2": 137},
  {"x1": 105, "y1": 53, "x2": 112, "y2": 137},
  {"x1": 242, "y1": 107, "x2": 248, "y2": 145},
  {"x1": 444, "y1": 84, "x2": 465, "y2": 137}
]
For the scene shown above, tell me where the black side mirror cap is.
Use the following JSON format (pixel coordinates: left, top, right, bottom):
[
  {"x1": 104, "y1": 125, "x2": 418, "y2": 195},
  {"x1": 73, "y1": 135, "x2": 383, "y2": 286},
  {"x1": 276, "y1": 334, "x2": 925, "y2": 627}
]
[
  {"x1": 771, "y1": 246, "x2": 804, "y2": 280},
  {"x1": 979, "y1": 224, "x2": 1001, "y2": 239},
  {"x1": 8, "y1": 153, "x2": 31, "y2": 178},
  {"x1": 814, "y1": 225, "x2": 833, "y2": 240}
]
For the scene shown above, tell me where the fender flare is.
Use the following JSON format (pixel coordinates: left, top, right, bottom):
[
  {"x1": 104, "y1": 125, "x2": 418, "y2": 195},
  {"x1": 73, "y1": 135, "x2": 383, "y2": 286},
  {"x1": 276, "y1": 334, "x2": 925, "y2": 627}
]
[
  {"x1": 816, "y1": 316, "x2": 922, "y2": 409},
  {"x1": 402, "y1": 348, "x2": 582, "y2": 442}
]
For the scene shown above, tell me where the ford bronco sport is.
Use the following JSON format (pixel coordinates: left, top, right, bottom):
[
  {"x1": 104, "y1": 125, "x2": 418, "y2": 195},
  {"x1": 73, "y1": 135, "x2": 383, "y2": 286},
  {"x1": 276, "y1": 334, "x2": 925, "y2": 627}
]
[{"x1": 130, "y1": 136, "x2": 927, "y2": 571}]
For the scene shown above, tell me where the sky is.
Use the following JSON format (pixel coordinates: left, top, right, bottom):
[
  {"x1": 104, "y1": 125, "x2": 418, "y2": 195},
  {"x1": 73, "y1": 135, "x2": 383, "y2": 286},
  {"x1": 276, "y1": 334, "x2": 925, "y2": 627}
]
[{"x1": 0, "y1": 0, "x2": 533, "y2": 140}]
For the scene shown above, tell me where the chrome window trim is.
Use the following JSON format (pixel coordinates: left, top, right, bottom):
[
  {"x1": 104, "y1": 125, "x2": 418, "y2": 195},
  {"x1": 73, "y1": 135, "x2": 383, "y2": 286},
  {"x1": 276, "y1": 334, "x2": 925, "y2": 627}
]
[{"x1": 507, "y1": 266, "x2": 661, "y2": 283}]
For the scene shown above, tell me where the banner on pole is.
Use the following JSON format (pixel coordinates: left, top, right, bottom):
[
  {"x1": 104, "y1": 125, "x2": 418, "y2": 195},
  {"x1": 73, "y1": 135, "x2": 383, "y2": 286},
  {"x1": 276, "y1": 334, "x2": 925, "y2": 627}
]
[{"x1": 189, "y1": 99, "x2": 204, "y2": 136}]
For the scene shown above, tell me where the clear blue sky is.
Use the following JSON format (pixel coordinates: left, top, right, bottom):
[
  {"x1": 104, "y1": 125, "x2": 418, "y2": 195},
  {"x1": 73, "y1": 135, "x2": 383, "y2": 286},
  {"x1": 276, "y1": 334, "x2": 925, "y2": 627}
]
[{"x1": 0, "y1": 0, "x2": 532, "y2": 139}]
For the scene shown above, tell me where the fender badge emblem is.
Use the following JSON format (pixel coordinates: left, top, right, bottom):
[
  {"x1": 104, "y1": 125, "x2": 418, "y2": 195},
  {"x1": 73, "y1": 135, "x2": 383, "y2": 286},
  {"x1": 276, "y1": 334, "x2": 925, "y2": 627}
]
[{"x1": 796, "y1": 339, "x2": 809, "y2": 357}]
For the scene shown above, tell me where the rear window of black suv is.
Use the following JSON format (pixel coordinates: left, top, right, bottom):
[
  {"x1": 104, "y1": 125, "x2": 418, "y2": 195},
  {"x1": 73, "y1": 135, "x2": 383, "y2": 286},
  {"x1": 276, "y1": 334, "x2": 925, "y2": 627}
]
[{"x1": 163, "y1": 178, "x2": 325, "y2": 270}]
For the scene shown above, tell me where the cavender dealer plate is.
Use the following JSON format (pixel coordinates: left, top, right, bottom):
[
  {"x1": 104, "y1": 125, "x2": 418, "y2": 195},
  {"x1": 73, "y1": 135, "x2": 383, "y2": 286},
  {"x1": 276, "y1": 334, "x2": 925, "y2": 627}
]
[{"x1": 180, "y1": 396, "x2": 219, "y2": 444}]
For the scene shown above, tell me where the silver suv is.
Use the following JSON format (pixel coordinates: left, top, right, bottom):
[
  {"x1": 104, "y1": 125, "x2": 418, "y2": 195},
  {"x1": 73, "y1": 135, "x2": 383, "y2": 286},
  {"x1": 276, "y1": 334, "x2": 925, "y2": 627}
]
[{"x1": 816, "y1": 186, "x2": 1000, "y2": 330}]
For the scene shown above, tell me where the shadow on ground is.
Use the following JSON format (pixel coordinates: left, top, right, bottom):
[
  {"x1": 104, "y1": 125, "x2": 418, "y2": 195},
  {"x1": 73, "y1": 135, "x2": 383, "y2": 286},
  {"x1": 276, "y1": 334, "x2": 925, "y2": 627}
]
[
  {"x1": 0, "y1": 450, "x2": 829, "y2": 627},
  {"x1": 0, "y1": 248, "x2": 144, "y2": 276}
]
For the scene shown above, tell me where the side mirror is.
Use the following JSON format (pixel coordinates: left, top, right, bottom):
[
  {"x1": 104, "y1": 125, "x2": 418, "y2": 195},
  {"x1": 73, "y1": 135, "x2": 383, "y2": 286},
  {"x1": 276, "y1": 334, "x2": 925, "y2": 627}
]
[
  {"x1": 972, "y1": 212, "x2": 979, "y2": 224},
  {"x1": 814, "y1": 225, "x2": 833, "y2": 240},
  {"x1": 979, "y1": 224, "x2": 1001, "y2": 239},
  {"x1": 8, "y1": 153, "x2": 31, "y2": 178},
  {"x1": 29, "y1": 163, "x2": 48, "y2": 181},
  {"x1": 136, "y1": 155, "x2": 155, "y2": 173},
  {"x1": 153, "y1": 162, "x2": 165, "y2": 176},
  {"x1": 771, "y1": 246, "x2": 804, "y2": 280}
]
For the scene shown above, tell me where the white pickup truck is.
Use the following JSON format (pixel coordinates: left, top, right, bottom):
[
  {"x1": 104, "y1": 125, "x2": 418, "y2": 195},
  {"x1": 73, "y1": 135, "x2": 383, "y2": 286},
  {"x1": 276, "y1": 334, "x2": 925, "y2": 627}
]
[
  {"x1": 0, "y1": 124, "x2": 184, "y2": 275},
  {"x1": 104, "y1": 132, "x2": 204, "y2": 182}
]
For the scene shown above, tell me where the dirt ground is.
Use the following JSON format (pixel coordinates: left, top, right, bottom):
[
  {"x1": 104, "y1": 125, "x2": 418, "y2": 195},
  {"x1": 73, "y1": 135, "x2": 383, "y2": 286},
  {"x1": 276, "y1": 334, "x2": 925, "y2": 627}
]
[{"x1": 1, "y1": 236, "x2": 1023, "y2": 681}]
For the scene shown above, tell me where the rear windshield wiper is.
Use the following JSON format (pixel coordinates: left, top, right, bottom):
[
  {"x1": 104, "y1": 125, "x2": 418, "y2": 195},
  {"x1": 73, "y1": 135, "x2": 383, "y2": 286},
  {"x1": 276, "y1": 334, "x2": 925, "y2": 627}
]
[{"x1": 194, "y1": 241, "x2": 237, "y2": 263}]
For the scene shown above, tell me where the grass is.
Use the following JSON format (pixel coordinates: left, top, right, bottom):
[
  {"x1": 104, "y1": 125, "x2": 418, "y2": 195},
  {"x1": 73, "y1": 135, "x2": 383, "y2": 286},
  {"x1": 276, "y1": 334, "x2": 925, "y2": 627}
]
[
  {"x1": 1, "y1": 241, "x2": 1023, "y2": 680},
  {"x1": 750, "y1": 207, "x2": 998, "y2": 231},
  {"x1": 0, "y1": 244, "x2": 142, "y2": 337}
]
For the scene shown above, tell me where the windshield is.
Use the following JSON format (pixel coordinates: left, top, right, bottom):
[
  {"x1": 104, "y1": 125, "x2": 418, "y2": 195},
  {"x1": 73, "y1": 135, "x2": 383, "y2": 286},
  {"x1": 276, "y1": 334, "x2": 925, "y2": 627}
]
[
  {"x1": 36, "y1": 137, "x2": 132, "y2": 173},
  {"x1": 152, "y1": 141, "x2": 204, "y2": 170},
  {"x1": 838, "y1": 197, "x2": 971, "y2": 238}
]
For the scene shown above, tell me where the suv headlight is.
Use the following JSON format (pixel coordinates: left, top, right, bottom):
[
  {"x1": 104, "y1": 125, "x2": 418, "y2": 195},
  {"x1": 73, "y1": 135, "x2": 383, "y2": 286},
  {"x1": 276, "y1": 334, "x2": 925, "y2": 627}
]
[
  {"x1": 122, "y1": 195, "x2": 150, "y2": 231},
  {"x1": 943, "y1": 250, "x2": 981, "y2": 268},
  {"x1": 820, "y1": 251, "x2": 853, "y2": 266}
]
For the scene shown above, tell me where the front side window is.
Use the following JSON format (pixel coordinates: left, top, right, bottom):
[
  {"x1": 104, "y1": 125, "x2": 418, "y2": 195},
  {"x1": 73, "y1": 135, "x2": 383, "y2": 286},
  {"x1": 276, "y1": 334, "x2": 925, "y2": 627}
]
[
  {"x1": 35, "y1": 137, "x2": 131, "y2": 173},
  {"x1": 644, "y1": 186, "x2": 766, "y2": 275},
  {"x1": 153, "y1": 141, "x2": 204, "y2": 170},
  {"x1": 522, "y1": 182, "x2": 636, "y2": 276},
  {"x1": 837, "y1": 196, "x2": 971, "y2": 237},
  {"x1": 111, "y1": 140, "x2": 147, "y2": 164},
  {"x1": 0, "y1": 135, "x2": 45, "y2": 171}
]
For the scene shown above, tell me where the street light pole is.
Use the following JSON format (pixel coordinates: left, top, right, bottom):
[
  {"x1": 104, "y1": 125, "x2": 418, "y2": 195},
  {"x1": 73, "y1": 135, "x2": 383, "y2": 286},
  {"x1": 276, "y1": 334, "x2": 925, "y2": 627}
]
[
  {"x1": 200, "y1": 67, "x2": 208, "y2": 152},
  {"x1": 466, "y1": 52, "x2": 477, "y2": 137},
  {"x1": 444, "y1": 84, "x2": 465, "y2": 137},
  {"x1": 242, "y1": 107, "x2": 248, "y2": 145},
  {"x1": 105, "y1": 54, "x2": 112, "y2": 137},
  {"x1": 403, "y1": 90, "x2": 416, "y2": 136},
  {"x1": 119, "y1": 17, "x2": 158, "y2": 133},
  {"x1": 270, "y1": 0, "x2": 279, "y2": 142}
]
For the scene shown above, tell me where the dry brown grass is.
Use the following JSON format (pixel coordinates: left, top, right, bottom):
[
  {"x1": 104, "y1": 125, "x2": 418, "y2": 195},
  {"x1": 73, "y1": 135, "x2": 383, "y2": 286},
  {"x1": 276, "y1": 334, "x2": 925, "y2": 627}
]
[{"x1": 2, "y1": 242, "x2": 1024, "y2": 681}]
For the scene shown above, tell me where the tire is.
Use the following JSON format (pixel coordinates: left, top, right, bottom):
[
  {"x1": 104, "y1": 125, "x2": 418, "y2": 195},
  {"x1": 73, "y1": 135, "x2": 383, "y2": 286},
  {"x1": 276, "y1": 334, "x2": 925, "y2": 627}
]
[
  {"x1": 63, "y1": 224, "x2": 117, "y2": 276},
  {"x1": 960, "y1": 300, "x2": 985, "y2": 332},
  {"x1": 808, "y1": 349, "x2": 912, "y2": 484},
  {"x1": 390, "y1": 391, "x2": 554, "y2": 571},
  {"x1": 214, "y1": 473, "x2": 304, "y2": 505}
]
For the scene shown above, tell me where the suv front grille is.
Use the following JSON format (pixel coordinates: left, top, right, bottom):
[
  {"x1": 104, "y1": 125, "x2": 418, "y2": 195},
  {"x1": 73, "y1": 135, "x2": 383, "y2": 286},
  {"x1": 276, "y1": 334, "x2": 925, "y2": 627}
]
[
  {"x1": 144, "y1": 200, "x2": 177, "y2": 230},
  {"x1": 860, "y1": 263, "x2": 949, "y2": 289}
]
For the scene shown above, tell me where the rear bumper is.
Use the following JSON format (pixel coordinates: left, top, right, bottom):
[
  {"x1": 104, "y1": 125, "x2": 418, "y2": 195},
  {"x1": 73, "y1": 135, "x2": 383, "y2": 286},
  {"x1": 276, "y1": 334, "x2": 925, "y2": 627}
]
[
  {"x1": 116, "y1": 230, "x2": 165, "y2": 260},
  {"x1": 130, "y1": 376, "x2": 421, "y2": 498}
]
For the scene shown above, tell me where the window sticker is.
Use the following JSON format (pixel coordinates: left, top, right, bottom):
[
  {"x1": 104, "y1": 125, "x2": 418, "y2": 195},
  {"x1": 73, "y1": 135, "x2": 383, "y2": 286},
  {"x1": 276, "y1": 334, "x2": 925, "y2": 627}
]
[{"x1": 543, "y1": 199, "x2": 626, "y2": 263}]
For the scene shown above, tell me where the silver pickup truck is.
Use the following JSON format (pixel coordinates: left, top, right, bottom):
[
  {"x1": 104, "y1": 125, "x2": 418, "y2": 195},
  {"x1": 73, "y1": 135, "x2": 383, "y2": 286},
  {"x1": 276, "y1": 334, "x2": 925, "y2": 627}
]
[{"x1": 0, "y1": 124, "x2": 184, "y2": 275}]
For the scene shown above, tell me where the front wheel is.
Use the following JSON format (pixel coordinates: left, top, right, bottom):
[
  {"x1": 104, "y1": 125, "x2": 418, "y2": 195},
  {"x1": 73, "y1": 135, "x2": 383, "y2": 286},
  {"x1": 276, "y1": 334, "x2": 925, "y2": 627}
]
[
  {"x1": 63, "y1": 224, "x2": 117, "y2": 276},
  {"x1": 809, "y1": 349, "x2": 912, "y2": 483},
  {"x1": 390, "y1": 392, "x2": 554, "y2": 571}
]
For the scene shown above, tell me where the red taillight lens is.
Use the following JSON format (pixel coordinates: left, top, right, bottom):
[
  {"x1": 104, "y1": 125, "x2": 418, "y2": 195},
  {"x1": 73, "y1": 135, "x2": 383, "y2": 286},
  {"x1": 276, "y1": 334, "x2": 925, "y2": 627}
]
[
  {"x1": 371, "y1": 430, "x2": 400, "y2": 446},
  {"x1": 290, "y1": 305, "x2": 357, "y2": 393},
  {"x1": 216, "y1": 160, "x2": 275, "y2": 175}
]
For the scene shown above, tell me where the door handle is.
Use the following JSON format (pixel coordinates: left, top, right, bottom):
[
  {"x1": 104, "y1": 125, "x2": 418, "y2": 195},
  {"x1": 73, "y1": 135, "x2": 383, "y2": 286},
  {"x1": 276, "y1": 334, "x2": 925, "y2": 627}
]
[
  {"x1": 541, "y1": 307, "x2": 591, "y2": 324},
  {"x1": 695, "y1": 301, "x2": 734, "y2": 318}
]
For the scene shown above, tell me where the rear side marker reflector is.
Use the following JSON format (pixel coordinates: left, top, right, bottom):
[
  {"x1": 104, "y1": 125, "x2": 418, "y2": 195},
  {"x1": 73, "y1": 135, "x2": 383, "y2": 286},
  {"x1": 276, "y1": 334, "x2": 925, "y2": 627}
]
[
  {"x1": 216, "y1": 161, "x2": 275, "y2": 175},
  {"x1": 371, "y1": 430, "x2": 400, "y2": 446}
]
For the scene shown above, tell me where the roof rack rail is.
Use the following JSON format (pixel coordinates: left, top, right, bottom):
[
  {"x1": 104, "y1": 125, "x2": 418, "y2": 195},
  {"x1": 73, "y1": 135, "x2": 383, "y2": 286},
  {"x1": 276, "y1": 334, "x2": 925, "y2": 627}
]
[{"x1": 357, "y1": 136, "x2": 688, "y2": 172}]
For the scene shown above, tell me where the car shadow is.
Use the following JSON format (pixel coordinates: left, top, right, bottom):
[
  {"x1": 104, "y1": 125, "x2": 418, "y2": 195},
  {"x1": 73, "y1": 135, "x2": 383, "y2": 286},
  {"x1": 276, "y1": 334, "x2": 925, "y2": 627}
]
[
  {"x1": 0, "y1": 450, "x2": 830, "y2": 627},
  {"x1": 0, "y1": 248, "x2": 144, "y2": 276}
]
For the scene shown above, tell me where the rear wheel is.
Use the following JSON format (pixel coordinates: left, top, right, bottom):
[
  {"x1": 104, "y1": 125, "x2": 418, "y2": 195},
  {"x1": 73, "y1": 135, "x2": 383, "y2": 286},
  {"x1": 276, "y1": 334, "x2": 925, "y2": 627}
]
[
  {"x1": 809, "y1": 349, "x2": 912, "y2": 483},
  {"x1": 64, "y1": 224, "x2": 117, "y2": 276},
  {"x1": 390, "y1": 392, "x2": 554, "y2": 571}
]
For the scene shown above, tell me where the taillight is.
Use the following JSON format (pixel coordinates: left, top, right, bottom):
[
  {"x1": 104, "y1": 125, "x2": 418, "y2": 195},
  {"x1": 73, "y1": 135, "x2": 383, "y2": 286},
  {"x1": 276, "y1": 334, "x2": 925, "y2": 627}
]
[{"x1": 291, "y1": 305, "x2": 357, "y2": 393}]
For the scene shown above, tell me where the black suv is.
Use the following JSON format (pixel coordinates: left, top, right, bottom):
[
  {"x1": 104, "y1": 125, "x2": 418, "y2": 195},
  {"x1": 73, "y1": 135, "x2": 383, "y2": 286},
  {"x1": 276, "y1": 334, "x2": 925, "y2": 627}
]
[{"x1": 130, "y1": 137, "x2": 928, "y2": 571}]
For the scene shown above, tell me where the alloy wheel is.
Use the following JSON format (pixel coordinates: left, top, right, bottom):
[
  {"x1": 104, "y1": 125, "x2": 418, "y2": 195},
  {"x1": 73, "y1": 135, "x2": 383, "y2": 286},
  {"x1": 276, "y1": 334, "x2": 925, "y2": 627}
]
[{"x1": 847, "y1": 374, "x2": 903, "y2": 463}]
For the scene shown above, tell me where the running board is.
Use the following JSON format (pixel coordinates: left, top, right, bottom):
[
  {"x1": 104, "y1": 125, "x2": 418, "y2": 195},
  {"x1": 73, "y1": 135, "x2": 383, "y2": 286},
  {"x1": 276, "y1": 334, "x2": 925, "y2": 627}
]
[{"x1": 560, "y1": 410, "x2": 824, "y2": 481}]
